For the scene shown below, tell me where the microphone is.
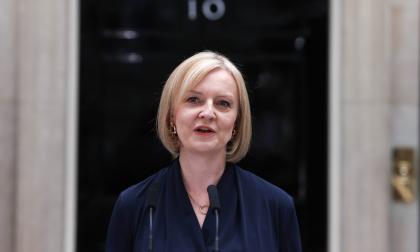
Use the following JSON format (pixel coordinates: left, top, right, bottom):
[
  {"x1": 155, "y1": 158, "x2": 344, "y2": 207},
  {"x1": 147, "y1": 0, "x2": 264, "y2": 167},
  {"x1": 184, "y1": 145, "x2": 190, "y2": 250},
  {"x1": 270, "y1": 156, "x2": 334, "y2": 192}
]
[
  {"x1": 207, "y1": 185, "x2": 221, "y2": 252},
  {"x1": 146, "y1": 183, "x2": 160, "y2": 252}
]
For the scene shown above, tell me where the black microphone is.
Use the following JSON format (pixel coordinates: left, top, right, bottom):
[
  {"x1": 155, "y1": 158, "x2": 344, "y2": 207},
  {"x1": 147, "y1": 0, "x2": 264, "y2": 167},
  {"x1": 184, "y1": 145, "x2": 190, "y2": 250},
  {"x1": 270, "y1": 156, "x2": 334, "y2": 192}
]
[
  {"x1": 146, "y1": 183, "x2": 160, "y2": 252},
  {"x1": 207, "y1": 185, "x2": 221, "y2": 252}
]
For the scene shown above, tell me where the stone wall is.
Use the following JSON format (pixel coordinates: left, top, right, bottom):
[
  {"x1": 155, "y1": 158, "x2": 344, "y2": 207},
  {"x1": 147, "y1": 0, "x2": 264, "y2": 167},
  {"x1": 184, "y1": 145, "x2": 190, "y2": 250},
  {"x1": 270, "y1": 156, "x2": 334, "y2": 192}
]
[
  {"x1": 0, "y1": 0, "x2": 78, "y2": 251},
  {"x1": 330, "y1": 0, "x2": 419, "y2": 251},
  {"x1": 388, "y1": 0, "x2": 419, "y2": 251}
]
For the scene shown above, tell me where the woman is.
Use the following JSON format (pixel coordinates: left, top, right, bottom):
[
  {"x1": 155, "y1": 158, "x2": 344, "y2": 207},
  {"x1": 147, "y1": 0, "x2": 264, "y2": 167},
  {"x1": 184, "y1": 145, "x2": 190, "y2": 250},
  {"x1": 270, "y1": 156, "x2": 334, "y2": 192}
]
[{"x1": 106, "y1": 51, "x2": 302, "y2": 252}]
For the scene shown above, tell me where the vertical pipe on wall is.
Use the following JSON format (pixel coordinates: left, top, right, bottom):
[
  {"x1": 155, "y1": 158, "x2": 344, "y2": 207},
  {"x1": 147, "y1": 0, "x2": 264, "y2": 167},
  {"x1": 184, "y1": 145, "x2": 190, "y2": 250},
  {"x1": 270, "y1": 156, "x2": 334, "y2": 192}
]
[
  {"x1": 63, "y1": 0, "x2": 79, "y2": 251},
  {"x1": 328, "y1": 0, "x2": 342, "y2": 250}
]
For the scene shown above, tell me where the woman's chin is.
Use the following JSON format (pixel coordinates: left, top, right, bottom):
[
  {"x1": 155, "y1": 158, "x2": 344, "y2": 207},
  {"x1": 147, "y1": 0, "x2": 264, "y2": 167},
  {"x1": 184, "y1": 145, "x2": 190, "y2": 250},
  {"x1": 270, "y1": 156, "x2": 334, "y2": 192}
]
[{"x1": 183, "y1": 143, "x2": 225, "y2": 155}]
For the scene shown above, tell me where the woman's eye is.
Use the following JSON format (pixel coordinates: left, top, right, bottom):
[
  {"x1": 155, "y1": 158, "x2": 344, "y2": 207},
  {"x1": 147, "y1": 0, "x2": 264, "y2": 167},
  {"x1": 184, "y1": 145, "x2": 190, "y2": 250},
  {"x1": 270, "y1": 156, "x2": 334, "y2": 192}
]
[
  {"x1": 186, "y1": 96, "x2": 199, "y2": 103},
  {"x1": 218, "y1": 100, "x2": 231, "y2": 108}
]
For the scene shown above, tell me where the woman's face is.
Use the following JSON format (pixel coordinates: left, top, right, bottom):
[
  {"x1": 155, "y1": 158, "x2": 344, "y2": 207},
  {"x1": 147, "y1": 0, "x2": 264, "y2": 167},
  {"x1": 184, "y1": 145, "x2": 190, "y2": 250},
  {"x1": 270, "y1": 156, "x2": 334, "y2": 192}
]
[{"x1": 173, "y1": 68, "x2": 239, "y2": 155}]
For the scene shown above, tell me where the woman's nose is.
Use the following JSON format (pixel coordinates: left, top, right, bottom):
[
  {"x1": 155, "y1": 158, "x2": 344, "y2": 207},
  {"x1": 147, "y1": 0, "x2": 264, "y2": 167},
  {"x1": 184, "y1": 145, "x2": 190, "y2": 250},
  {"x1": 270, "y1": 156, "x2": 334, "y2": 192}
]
[{"x1": 198, "y1": 102, "x2": 216, "y2": 120}]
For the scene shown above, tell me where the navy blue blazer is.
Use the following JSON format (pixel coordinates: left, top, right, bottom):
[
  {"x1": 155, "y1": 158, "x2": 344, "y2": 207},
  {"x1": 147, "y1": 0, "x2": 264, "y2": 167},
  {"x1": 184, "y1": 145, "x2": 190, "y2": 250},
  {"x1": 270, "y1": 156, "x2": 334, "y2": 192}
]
[{"x1": 106, "y1": 159, "x2": 302, "y2": 252}]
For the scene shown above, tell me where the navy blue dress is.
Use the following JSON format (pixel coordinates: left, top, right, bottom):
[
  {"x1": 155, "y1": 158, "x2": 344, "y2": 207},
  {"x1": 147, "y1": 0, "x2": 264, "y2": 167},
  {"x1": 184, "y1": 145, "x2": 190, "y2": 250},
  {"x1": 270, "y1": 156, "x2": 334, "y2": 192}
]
[{"x1": 106, "y1": 159, "x2": 302, "y2": 252}]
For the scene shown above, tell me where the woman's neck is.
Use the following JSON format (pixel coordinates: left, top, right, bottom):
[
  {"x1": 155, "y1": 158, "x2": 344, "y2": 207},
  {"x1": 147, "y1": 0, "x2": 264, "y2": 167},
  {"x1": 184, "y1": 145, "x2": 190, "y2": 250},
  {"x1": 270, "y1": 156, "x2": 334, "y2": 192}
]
[{"x1": 179, "y1": 150, "x2": 226, "y2": 194}]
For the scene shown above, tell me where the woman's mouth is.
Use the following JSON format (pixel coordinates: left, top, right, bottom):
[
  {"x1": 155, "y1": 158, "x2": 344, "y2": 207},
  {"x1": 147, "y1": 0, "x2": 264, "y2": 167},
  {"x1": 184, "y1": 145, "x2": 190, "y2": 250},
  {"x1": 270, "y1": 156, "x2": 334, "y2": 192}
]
[{"x1": 194, "y1": 126, "x2": 216, "y2": 136}]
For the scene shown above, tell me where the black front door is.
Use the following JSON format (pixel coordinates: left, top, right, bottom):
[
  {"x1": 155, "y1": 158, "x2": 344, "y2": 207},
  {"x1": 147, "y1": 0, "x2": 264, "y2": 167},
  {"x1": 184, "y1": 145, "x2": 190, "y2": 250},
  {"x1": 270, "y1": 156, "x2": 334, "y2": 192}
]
[{"x1": 78, "y1": 1, "x2": 328, "y2": 251}]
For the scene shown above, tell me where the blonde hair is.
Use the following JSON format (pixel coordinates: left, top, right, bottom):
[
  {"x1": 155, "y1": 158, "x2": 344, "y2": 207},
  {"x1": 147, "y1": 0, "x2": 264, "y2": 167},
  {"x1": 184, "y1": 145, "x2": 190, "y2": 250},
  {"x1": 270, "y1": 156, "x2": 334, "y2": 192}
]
[{"x1": 156, "y1": 51, "x2": 252, "y2": 163}]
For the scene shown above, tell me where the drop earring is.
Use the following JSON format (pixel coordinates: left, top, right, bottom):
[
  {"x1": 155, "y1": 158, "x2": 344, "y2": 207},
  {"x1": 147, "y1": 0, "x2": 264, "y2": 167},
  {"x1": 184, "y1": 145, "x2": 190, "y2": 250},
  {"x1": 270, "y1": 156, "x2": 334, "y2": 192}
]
[{"x1": 170, "y1": 122, "x2": 177, "y2": 135}]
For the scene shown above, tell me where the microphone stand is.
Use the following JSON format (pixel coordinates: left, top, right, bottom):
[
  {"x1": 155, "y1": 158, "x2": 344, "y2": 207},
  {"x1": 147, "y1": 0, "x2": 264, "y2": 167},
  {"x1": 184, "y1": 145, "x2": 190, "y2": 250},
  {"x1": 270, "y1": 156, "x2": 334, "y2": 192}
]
[
  {"x1": 148, "y1": 207, "x2": 154, "y2": 252},
  {"x1": 146, "y1": 183, "x2": 160, "y2": 252},
  {"x1": 214, "y1": 208, "x2": 219, "y2": 252},
  {"x1": 207, "y1": 185, "x2": 221, "y2": 252}
]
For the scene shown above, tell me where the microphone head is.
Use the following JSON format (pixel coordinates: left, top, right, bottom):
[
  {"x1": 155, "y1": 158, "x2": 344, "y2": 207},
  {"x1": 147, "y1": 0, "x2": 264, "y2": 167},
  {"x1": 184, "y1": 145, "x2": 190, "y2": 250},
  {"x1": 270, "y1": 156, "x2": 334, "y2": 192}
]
[
  {"x1": 207, "y1": 185, "x2": 221, "y2": 211},
  {"x1": 146, "y1": 183, "x2": 160, "y2": 209}
]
